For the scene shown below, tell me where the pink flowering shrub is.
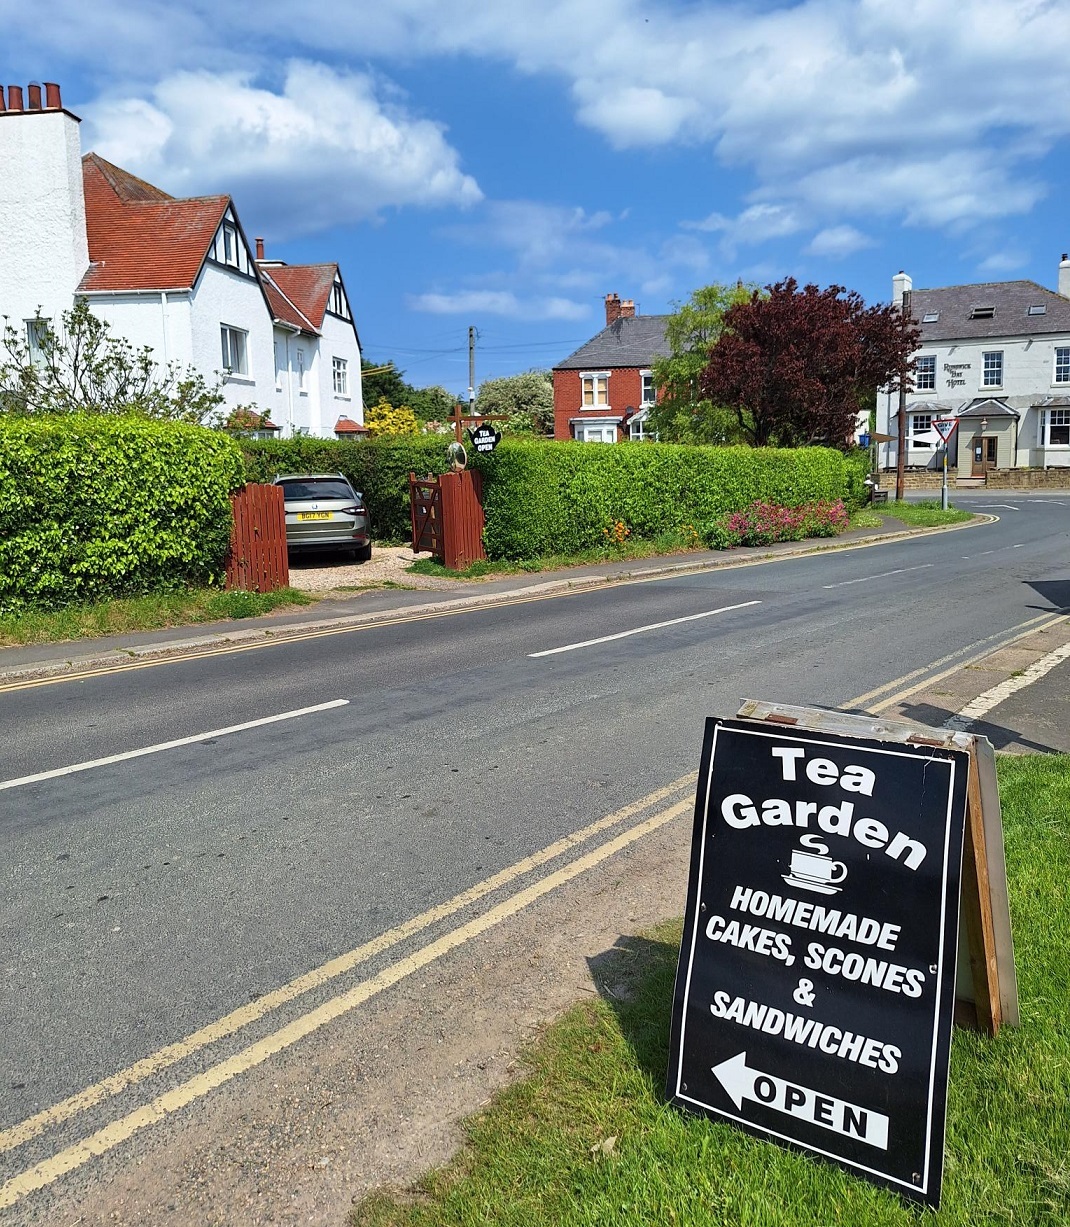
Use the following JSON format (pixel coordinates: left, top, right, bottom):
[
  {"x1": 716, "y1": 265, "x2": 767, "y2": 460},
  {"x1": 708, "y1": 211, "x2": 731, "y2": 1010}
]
[{"x1": 703, "y1": 499, "x2": 849, "y2": 549}]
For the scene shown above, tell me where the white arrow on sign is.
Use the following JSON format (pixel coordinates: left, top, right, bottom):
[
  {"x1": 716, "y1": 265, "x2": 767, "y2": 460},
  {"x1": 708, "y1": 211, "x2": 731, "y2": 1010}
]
[
  {"x1": 712, "y1": 1052, "x2": 889, "y2": 1150},
  {"x1": 933, "y1": 418, "x2": 958, "y2": 442}
]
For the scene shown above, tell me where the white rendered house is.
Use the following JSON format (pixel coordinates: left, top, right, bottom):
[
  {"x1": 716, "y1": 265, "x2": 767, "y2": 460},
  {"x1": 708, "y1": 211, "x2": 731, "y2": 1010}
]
[
  {"x1": 0, "y1": 81, "x2": 362, "y2": 436},
  {"x1": 876, "y1": 259, "x2": 1070, "y2": 475}
]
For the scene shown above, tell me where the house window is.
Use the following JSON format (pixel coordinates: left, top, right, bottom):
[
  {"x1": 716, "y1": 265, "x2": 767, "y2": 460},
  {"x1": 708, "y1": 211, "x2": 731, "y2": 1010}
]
[
  {"x1": 273, "y1": 341, "x2": 283, "y2": 392},
  {"x1": 909, "y1": 412, "x2": 933, "y2": 445},
  {"x1": 629, "y1": 413, "x2": 656, "y2": 441},
  {"x1": 914, "y1": 355, "x2": 936, "y2": 391},
  {"x1": 982, "y1": 351, "x2": 1003, "y2": 387},
  {"x1": 581, "y1": 372, "x2": 609, "y2": 407},
  {"x1": 220, "y1": 325, "x2": 248, "y2": 375},
  {"x1": 296, "y1": 348, "x2": 307, "y2": 391},
  {"x1": 1046, "y1": 408, "x2": 1070, "y2": 447},
  {"x1": 332, "y1": 356, "x2": 348, "y2": 396},
  {"x1": 1054, "y1": 347, "x2": 1070, "y2": 385},
  {"x1": 328, "y1": 279, "x2": 351, "y2": 320},
  {"x1": 25, "y1": 318, "x2": 49, "y2": 366},
  {"x1": 576, "y1": 422, "x2": 616, "y2": 443},
  {"x1": 640, "y1": 371, "x2": 655, "y2": 405}
]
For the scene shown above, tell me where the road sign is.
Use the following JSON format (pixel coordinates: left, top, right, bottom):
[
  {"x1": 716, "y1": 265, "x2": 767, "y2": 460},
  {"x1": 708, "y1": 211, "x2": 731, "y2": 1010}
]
[
  {"x1": 933, "y1": 418, "x2": 958, "y2": 442},
  {"x1": 666, "y1": 716, "x2": 970, "y2": 1207}
]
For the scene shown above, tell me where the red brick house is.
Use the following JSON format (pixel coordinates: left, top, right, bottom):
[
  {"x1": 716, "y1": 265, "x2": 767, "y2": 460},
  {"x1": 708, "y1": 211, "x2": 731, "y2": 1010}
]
[{"x1": 552, "y1": 294, "x2": 670, "y2": 441}]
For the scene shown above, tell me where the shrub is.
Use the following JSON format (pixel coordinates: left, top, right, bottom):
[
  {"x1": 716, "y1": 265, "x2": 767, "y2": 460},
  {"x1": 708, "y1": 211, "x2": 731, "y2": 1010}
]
[
  {"x1": 473, "y1": 440, "x2": 848, "y2": 560},
  {"x1": 703, "y1": 499, "x2": 849, "y2": 548},
  {"x1": 0, "y1": 416, "x2": 244, "y2": 612}
]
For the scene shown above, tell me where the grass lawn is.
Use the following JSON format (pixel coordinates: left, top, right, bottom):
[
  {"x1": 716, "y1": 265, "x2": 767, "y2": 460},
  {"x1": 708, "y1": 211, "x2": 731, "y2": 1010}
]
[
  {"x1": 0, "y1": 586, "x2": 316, "y2": 648},
  {"x1": 354, "y1": 753, "x2": 1070, "y2": 1226},
  {"x1": 883, "y1": 500, "x2": 974, "y2": 529}
]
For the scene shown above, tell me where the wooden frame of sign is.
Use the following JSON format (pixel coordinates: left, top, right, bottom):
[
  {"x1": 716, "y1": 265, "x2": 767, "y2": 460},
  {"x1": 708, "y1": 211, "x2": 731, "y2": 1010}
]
[{"x1": 732, "y1": 701, "x2": 1018, "y2": 1036}]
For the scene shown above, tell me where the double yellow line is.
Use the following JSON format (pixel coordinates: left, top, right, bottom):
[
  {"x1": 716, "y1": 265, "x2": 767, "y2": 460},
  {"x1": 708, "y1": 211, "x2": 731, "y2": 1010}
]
[{"x1": 0, "y1": 775, "x2": 696, "y2": 1209}]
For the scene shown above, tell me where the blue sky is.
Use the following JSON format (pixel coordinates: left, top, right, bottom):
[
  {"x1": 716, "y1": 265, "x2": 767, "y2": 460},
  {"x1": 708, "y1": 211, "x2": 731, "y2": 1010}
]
[{"x1": 5, "y1": 0, "x2": 1070, "y2": 398}]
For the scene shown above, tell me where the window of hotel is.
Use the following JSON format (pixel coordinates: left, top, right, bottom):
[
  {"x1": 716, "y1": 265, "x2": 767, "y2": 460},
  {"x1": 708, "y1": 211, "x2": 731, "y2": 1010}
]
[
  {"x1": 581, "y1": 372, "x2": 609, "y2": 406},
  {"x1": 1054, "y1": 347, "x2": 1070, "y2": 385},
  {"x1": 1046, "y1": 408, "x2": 1070, "y2": 446},
  {"x1": 915, "y1": 355, "x2": 936, "y2": 391},
  {"x1": 909, "y1": 412, "x2": 933, "y2": 442},
  {"x1": 982, "y1": 351, "x2": 1003, "y2": 387},
  {"x1": 220, "y1": 325, "x2": 248, "y2": 375},
  {"x1": 332, "y1": 356, "x2": 348, "y2": 396},
  {"x1": 640, "y1": 371, "x2": 655, "y2": 404}
]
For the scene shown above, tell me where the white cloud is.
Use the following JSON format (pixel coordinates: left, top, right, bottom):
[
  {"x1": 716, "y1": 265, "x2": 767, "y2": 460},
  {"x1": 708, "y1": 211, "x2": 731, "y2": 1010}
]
[
  {"x1": 83, "y1": 61, "x2": 482, "y2": 238},
  {"x1": 408, "y1": 290, "x2": 589, "y2": 320},
  {"x1": 977, "y1": 248, "x2": 1030, "y2": 274},
  {"x1": 805, "y1": 225, "x2": 874, "y2": 258}
]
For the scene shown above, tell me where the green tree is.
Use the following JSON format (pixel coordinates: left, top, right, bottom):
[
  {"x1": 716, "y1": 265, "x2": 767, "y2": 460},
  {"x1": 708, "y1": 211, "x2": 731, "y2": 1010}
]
[
  {"x1": 647, "y1": 282, "x2": 756, "y2": 444},
  {"x1": 407, "y1": 384, "x2": 456, "y2": 422},
  {"x1": 360, "y1": 360, "x2": 411, "y2": 410},
  {"x1": 0, "y1": 299, "x2": 225, "y2": 423},
  {"x1": 475, "y1": 369, "x2": 554, "y2": 435}
]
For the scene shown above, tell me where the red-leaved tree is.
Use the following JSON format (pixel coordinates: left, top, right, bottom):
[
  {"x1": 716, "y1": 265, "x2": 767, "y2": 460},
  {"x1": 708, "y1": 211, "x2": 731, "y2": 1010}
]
[{"x1": 701, "y1": 278, "x2": 919, "y2": 448}]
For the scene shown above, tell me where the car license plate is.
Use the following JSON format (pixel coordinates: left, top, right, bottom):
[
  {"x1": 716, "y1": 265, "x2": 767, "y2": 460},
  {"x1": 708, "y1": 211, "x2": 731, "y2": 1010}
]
[{"x1": 297, "y1": 511, "x2": 332, "y2": 521}]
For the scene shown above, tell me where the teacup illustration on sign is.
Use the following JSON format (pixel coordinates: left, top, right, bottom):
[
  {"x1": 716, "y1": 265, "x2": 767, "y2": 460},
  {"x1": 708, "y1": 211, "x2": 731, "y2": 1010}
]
[{"x1": 782, "y1": 834, "x2": 848, "y2": 895}]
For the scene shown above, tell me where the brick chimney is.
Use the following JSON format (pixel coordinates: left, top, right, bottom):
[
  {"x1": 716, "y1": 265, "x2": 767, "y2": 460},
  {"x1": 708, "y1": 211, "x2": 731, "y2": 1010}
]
[
  {"x1": 620, "y1": 299, "x2": 635, "y2": 319},
  {"x1": 256, "y1": 237, "x2": 265, "y2": 260},
  {"x1": 605, "y1": 292, "x2": 622, "y2": 324}
]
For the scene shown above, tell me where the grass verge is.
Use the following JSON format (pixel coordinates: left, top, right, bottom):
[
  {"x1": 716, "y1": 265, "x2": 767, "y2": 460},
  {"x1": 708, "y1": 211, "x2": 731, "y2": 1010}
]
[
  {"x1": 0, "y1": 586, "x2": 316, "y2": 648},
  {"x1": 354, "y1": 753, "x2": 1070, "y2": 1226},
  {"x1": 883, "y1": 500, "x2": 973, "y2": 528}
]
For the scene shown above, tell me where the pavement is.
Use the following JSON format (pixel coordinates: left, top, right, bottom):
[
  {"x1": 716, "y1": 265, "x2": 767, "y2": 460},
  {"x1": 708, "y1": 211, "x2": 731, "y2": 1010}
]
[{"x1": 2, "y1": 510, "x2": 1068, "y2": 755}]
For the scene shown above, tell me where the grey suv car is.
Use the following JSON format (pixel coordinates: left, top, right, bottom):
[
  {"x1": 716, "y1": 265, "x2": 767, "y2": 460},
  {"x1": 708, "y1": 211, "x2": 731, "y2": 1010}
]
[{"x1": 272, "y1": 474, "x2": 372, "y2": 561}]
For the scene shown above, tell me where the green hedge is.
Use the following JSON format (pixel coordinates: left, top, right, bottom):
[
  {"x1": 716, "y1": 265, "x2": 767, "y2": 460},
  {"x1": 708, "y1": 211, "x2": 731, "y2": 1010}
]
[
  {"x1": 0, "y1": 416, "x2": 244, "y2": 612},
  {"x1": 241, "y1": 435, "x2": 854, "y2": 561},
  {"x1": 473, "y1": 440, "x2": 850, "y2": 560},
  {"x1": 241, "y1": 436, "x2": 448, "y2": 542}
]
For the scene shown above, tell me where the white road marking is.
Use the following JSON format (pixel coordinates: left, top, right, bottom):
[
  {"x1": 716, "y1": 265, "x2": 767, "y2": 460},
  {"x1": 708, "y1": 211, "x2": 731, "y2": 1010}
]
[
  {"x1": 975, "y1": 504, "x2": 1020, "y2": 511},
  {"x1": 822, "y1": 564, "x2": 933, "y2": 590},
  {"x1": 0, "y1": 700, "x2": 349, "y2": 793},
  {"x1": 527, "y1": 601, "x2": 761, "y2": 657},
  {"x1": 944, "y1": 640, "x2": 1070, "y2": 732},
  {"x1": 1013, "y1": 544, "x2": 1024, "y2": 548}
]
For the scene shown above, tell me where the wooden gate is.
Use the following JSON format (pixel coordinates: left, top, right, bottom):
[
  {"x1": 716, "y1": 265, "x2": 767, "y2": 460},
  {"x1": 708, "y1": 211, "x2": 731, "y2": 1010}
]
[
  {"x1": 409, "y1": 470, "x2": 486, "y2": 571},
  {"x1": 226, "y1": 483, "x2": 290, "y2": 592}
]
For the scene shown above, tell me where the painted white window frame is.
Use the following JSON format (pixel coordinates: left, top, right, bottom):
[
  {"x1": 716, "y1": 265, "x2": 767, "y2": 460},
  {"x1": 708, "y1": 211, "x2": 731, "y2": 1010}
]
[
  {"x1": 273, "y1": 341, "x2": 283, "y2": 392},
  {"x1": 914, "y1": 354, "x2": 936, "y2": 391},
  {"x1": 220, "y1": 324, "x2": 249, "y2": 376},
  {"x1": 573, "y1": 419, "x2": 617, "y2": 443},
  {"x1": 1044, "y1": 408, "x2": 1070, "y2": 447},
  {"x1": 981, "y1": 350, "x2": 1003, "y2": 388},
  {"x1": 296, "y1": 347, "x2": 307, "y2": 393},
  {"x1": 580, "y1": 371, "x2": 610, "y2": 408},
  {"x1": 1054, "y1": 346, "x2": 1070, "y2": 385},
  {"x1": 640, "y1": 370, "x2": 656, "y2": 405},
  {"x1": 332, "y1": 356, "x2": 349, "y2": 396},
  {"x1": 629, "y1": 411, "x2": 656, "y2": 441},
  {"x1": 25, "y1": 318, "x2": 49, "y2": 367}
]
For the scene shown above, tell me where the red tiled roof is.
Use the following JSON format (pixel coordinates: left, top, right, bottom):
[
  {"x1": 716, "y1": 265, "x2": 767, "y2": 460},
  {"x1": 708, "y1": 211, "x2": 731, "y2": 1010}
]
[
  {"x1": 257, "y1": 265, "x2": 318, "y2": 334},
  {"x1": 268, "y1": 264, "x2": 337, "y2": 330},
  {"x1": 334, "y1": 416, "x2": 368, "y2": 434},
  {"x1": 78, "y1": 153, "x2": 229, "y2": 292}
]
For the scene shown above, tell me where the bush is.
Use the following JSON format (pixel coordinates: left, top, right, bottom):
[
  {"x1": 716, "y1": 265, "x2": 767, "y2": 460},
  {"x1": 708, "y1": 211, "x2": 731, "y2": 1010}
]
[
  {"x1": 473, "y1": 440, "x2": 848, "y2": 560},
  {"x1": 0, "y1": 416, "x2": 244, "y2": 612},
  {"x1": 703, "y1": 499, "x2": 849, "y2": 548}
]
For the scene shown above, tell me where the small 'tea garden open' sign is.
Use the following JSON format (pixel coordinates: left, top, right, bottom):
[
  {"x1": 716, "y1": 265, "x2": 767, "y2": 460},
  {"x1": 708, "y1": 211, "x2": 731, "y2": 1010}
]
[{"x1": 666, "y1": 715, "x2": 971, "y2": 1206}]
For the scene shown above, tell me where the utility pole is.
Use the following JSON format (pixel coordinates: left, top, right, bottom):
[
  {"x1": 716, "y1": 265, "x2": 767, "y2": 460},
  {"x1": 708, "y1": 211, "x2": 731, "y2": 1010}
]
[
  {"x1": 468, "y1": 326, "x2": 476, "y2": 415},
  {"x1": 896, "y1": 289, "x2": 910, "y2": 502}
]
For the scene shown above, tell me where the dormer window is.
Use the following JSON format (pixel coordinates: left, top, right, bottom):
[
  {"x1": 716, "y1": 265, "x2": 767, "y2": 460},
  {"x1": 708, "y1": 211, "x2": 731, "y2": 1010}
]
[
  {"x1": 969, "y1": 305, "x2": 995, "y2": 320},
  {"x1": 1028, "y1": 304, "x2": 1047, "y2": 316},
  {"x1": 211, "y1": 212, "x2": 253, "y2": 275},
  {"x1": 327, "y1": 278, "x2": 351, "y2": 321}
]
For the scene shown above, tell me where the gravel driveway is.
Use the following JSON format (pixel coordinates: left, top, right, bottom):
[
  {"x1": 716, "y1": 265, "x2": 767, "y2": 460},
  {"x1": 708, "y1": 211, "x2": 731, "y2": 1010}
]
[{"x1": 286, "y1": 545, "x2": 462, "y2": 593}]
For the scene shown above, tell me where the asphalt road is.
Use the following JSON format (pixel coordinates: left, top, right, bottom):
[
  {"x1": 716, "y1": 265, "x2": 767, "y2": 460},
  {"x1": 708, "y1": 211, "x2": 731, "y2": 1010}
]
[{"x1": 1, "y1": 491, "x2": 1068, "y2": 1207}]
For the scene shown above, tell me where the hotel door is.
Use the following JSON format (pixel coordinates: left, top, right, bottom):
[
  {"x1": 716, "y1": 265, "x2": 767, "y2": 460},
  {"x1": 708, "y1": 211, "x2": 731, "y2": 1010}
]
[{"x1": 971, "y1": 434, "x2": 997, "y2": 477}]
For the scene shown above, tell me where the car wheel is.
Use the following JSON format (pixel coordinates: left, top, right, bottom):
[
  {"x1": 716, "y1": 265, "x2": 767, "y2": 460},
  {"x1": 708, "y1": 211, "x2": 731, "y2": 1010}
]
[{"x1": 352, "y1": 543, "x2": 373, "y2": 563}]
